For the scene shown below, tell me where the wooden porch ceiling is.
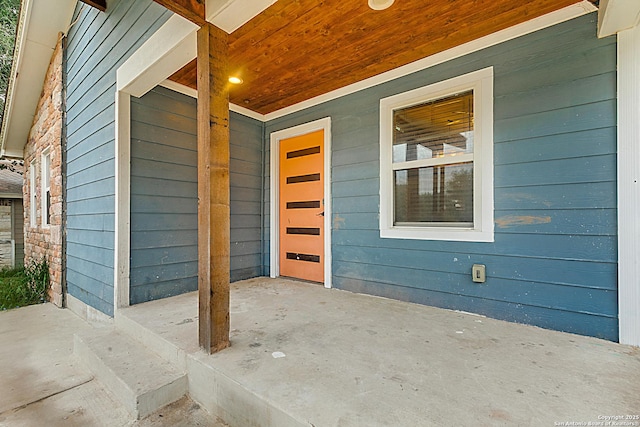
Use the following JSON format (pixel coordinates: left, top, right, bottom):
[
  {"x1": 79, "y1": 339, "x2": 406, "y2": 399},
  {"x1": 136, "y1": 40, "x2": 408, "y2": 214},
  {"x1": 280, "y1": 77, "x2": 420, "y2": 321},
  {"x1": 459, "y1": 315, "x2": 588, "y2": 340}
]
[{"x1": 167, "y1": 0, "x2": 594, "y2": 115}]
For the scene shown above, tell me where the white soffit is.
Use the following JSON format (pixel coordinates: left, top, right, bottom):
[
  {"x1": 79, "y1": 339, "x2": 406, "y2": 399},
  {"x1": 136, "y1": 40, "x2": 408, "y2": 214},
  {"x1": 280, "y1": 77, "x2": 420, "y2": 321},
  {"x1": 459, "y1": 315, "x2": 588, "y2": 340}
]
[
  {"x1": 206, "y1": 0, "x2": 277, "y2": 34},
  {"x1": 598, "y1": 0, "x2": 640, "y2": 38},
  {"x1": 0, "y1": 0, "x2": 76, "y2": 158}
]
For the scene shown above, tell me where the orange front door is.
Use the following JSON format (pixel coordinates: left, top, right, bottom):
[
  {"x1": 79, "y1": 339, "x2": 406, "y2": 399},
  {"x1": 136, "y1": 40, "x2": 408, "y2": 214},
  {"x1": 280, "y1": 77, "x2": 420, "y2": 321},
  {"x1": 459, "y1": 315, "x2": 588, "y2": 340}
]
[{"x1": 279, "y1": 130, "x2": 324, "y2": 283}]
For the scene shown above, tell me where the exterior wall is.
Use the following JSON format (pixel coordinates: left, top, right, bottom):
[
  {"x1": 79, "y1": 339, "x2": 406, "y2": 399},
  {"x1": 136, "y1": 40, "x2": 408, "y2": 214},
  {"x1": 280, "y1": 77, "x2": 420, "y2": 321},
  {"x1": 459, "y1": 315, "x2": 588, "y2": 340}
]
[
  {"x1": 130, "y1": 86, "x2": 263, "y2": 305},
  {"x1": 23, "y1": 35, "x2": 64, "y2": 306},
  {"x1": 65, "y1": 0, "x2": 171, "y2": 315},
  {"x1": 130, "y1": 87, "x2": 198, "y2": 304},
  {"x1": 229, "y1": 112, "x2": 264, "y2": 281},
  {"x1": 265, "y1": 13, "x2": 619, "y2": 340}
]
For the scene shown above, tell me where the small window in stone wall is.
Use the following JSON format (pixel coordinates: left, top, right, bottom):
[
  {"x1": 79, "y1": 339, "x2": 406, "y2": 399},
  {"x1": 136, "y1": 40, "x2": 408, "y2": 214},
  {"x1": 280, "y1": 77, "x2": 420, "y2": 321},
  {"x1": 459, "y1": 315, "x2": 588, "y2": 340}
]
[
  {"x1": 29, "y1": 162, "x2": 36, "y2": 227},
  {"x1": 41, "y1": 151, "x2": 50, "y2": 227}
]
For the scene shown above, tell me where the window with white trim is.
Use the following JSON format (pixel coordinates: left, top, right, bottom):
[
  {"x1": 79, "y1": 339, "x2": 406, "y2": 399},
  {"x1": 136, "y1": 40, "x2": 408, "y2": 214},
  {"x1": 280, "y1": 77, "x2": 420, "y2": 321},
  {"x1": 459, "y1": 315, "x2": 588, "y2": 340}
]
[
  {"x1": 29, "y1": 162, "x2": 36, "y2": 227},
  {"x1": 41, "y1": 150, "x2": 51, "y2": 227},
  {"x1": 379, "y1": 67, "x2": 494, "y2": 242}
]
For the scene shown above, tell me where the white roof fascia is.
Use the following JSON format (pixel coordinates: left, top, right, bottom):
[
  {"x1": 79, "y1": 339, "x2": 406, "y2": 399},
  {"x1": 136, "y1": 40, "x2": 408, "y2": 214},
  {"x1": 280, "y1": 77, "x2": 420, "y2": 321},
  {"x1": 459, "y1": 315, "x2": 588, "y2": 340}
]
[{"x1": 0, "y1": 0, "x2": 76, "y2": 159}]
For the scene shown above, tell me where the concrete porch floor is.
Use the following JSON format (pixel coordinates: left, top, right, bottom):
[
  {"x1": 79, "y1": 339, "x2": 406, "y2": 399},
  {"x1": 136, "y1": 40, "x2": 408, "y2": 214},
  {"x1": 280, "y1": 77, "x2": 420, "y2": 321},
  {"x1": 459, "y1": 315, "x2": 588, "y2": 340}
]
[{"x1": 119, "y1": 277, "x2": 640, "y2": 426}]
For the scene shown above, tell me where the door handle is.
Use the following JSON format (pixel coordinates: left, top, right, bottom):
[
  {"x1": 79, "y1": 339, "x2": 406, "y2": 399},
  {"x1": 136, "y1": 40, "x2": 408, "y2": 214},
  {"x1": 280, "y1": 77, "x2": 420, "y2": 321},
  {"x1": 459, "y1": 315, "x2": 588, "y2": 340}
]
[{"x1": 317, "y1": 212, "x2": 324, "y2": 216}]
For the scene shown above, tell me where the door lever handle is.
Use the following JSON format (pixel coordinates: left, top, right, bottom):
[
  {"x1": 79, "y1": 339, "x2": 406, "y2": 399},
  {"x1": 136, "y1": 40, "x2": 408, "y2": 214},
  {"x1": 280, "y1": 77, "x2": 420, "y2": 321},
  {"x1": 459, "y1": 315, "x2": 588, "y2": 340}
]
[{"x1": 317, "y1": 212, "x2": 324, "y2": 216}]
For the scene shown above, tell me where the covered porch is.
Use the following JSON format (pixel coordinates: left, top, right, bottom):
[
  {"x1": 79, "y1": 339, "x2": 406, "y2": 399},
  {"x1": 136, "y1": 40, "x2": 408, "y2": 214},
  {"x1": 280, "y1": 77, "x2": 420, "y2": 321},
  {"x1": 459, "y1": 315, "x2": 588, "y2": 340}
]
[
  {"x1": 107, "y1": 277, "x2": 638, "y2": 426},
  {"x1": 111, "y1": 0, "x2": 640, "y2": 354}
]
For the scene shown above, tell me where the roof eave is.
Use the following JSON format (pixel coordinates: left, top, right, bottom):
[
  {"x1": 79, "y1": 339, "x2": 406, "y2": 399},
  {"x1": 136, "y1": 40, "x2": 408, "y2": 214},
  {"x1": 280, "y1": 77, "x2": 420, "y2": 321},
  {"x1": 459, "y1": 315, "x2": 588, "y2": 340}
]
[{"x1": 0, "y1": 0, "x2": 76, "y2": 160}]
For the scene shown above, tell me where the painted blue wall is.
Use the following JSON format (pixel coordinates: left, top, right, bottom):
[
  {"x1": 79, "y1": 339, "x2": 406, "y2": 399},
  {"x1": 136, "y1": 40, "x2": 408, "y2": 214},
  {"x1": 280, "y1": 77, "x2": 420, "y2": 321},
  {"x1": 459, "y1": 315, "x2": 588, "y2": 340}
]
[
  {"x1": 229, "y1": 112, "x2": 265, "y2": 281},
  {"x1": 65, "y1": 0, "x2": 171, "y2": 315},
  {"x1": 130, "y1": 87, "x2": 198, "y2": 304},
  {"x1": 129, "y1": 87, "x2": 264, "y2": 305},
  {"x1": 264, "y1": 13, "x2": 618, "y2": 340}
]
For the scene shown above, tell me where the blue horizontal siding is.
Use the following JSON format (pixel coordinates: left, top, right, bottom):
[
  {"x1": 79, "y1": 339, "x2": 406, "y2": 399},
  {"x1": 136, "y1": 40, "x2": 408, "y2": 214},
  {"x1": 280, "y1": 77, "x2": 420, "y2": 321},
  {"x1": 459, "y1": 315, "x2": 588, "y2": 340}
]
[
  {"x1": 496, "y1": 181, "x2": 616, "y2": 210},
  {"x1": 265, "y1": 12, "x2": 618, "y2": 341},
  {"x1": 129, "y1": 87, "x2": 265, "y2": 304},
  {"x1": 129, "y1": 87, "x2": 198, "y2": 304},
  {"x1": 495, "y1": 154, "x2": 615, "y2": 187},
  {"x1": 495, "y1": 128, "x2": 616, "y2": 166},
  {"x1": 65, "y1": 0, "x2": 172, "y2": 315},
  {"x1": 333, "y1": 276, "x2": 618, "y2": 341},
  {"x1": 229, "y1": 112, "x2": 265, "y2": 281},
  {"x1": 131, "y1": 246, "x2": 198, "y2": 269},
  {"x1": 332, "y1": 229, "x2": 616, "y2": 262},
  {"x1": 332, "y1": 245, "x2": 617, "y2": 290}
]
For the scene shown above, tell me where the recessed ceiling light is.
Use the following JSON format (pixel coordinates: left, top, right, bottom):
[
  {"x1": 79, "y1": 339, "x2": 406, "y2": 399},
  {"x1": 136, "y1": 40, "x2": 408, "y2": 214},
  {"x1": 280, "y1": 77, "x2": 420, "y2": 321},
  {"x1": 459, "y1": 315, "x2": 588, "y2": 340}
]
[
  {"x1": 368, "y1": 0, "x2": 394, "y2": 10},
  {"x1": 228, "y1": 76, "x2": 243, "y2": 84}
]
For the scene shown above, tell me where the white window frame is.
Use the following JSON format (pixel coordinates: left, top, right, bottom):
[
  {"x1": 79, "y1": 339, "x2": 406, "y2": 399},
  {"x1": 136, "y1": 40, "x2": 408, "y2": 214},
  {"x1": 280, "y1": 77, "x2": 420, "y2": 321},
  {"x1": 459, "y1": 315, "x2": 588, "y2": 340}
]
[
  {"x1": 41, "y1": 149, "x2": 51, "y2": 228},
  {"x1": 379, "y1": 67, "x2": 494, "y2": 242},
  {"x1": 29, "y1": 161, "x2": 36, "y2": 227}
]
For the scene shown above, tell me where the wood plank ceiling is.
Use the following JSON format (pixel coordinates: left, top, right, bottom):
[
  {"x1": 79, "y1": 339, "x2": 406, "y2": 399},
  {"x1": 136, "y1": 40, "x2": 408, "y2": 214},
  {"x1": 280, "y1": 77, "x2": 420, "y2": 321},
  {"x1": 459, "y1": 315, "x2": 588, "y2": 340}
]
[{"x1": 168, "y1": 0, "x2": 591, "y2": 115}]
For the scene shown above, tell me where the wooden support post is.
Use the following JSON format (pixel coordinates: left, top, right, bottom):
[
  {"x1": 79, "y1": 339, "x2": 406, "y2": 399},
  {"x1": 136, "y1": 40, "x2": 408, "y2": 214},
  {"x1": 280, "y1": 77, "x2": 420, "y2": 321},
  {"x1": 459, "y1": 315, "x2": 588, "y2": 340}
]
[{"x1": 197, "y1": 23, "x2": 230, "y2": 354}]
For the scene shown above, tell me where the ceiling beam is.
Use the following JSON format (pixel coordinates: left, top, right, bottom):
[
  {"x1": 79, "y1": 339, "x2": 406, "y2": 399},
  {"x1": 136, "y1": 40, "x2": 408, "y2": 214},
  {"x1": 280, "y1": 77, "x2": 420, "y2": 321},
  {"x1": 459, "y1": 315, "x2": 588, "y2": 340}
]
[
  {"x1": 598, "y1": 0, "x2": 640, "y2": 37},
  {"x1": 78, "y1": 0, "x2": 106, "y2": 12},
  {"x1": 153, "y1": 0, "x2": 206, "y2": 26}
]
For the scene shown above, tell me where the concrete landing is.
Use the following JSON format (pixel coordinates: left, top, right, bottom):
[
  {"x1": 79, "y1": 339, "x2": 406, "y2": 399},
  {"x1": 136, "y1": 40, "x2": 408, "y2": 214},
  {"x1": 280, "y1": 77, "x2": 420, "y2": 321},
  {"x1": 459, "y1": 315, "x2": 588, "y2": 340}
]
[
  {"x1": 120, "y1": 277, "x2": 640, "y2": 427},
  {"x1": 0, "y1": 303, "x2": 229, "y2": 426},
  {"x1": 74, "y1": 328, "x2": 188, "y2": 419}
]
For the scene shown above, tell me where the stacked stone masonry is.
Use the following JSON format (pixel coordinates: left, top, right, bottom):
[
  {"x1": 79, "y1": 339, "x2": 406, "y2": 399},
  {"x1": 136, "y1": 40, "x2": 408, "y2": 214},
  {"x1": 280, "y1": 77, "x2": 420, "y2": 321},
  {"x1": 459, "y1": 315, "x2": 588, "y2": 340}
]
[{"x1": 23, "y1": 34, "x2": 64, "y2": 307}]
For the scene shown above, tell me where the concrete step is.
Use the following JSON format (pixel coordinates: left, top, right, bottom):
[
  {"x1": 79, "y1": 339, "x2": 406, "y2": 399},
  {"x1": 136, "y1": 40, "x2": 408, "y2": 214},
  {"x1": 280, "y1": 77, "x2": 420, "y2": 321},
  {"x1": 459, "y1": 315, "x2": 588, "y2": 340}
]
[
  {"x1": 115, "y1": 309, "x2": 190, "y2": 371},
  {"x1": 74, "y1": 327, "x2": 188, "y2": 420}
]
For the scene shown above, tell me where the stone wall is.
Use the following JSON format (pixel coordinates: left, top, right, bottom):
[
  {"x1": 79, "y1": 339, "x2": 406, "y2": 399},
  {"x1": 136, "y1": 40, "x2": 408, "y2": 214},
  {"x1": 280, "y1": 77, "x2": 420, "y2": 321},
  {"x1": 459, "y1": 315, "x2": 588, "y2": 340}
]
[{"x1": 23, "y1": 34, "x2": 64, "y2": 307}]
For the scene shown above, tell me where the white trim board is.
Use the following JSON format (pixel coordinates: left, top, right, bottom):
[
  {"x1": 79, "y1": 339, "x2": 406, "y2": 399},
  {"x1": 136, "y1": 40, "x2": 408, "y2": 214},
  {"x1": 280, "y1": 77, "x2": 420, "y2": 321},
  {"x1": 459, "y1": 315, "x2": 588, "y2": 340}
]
[
  {"x1": 617, "y1": 23, "x2": 640, "y2": 347},
  {"x1": 40, "y1": 148, "x2": 51, "y2": 228},
  {"x1": 114, "y1": 91, "x2": 131, "y2": 311},
  {"x1": 159, "y1": 79, "x2": 267, "y2": 122},
  {"x1": 598, "y1": 0, "x2": 640, "y2": 38},
  {"x1": 269, "y1": 117, "x2": 332, "y2": 289},
  {"x1": 117, "y1": 14, "x2": 198, "y2": 97},
  {"x1": 158, "y1": 2, "x2": 595, "y2": 124}
]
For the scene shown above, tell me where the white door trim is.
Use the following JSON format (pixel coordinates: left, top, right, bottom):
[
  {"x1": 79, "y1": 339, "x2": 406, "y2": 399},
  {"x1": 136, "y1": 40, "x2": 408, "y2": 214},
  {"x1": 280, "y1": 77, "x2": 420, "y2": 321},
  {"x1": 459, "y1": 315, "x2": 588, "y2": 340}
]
[{"x1": 269, "y1": 117, "x2": 332, "y2": 288}]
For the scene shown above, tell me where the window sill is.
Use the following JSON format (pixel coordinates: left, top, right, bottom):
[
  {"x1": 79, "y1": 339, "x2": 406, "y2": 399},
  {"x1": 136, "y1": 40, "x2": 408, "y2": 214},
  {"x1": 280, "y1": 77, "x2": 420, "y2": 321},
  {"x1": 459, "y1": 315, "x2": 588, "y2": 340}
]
[{"x1": 380, "y1": 226, "x2": 494, "y2": 242}]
